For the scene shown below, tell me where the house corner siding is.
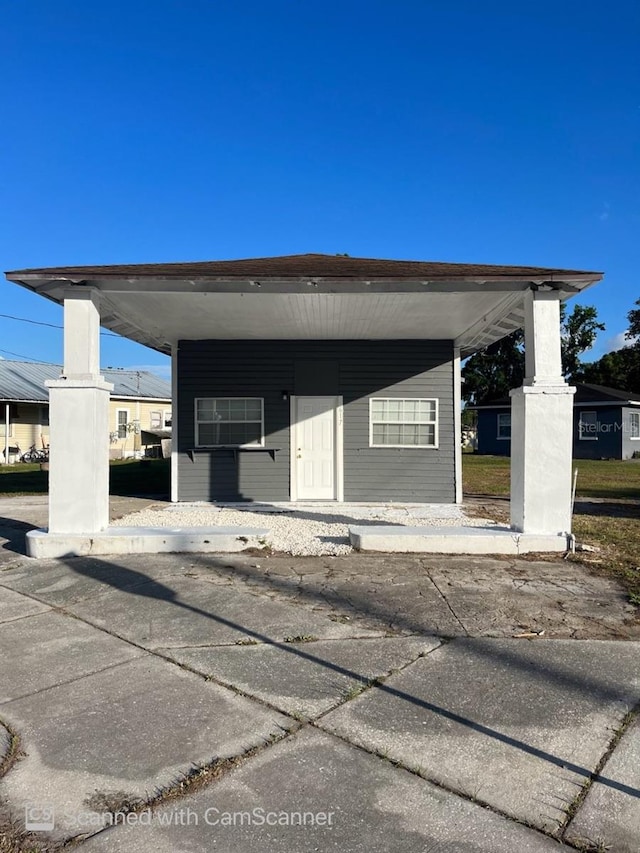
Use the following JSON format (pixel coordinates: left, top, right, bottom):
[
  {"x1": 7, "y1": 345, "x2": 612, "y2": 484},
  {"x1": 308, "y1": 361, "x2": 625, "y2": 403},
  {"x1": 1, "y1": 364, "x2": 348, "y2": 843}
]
[
  {"x1": 177, "y1": 340, "x2": 455, "y2": 503},
  {"x1": 621, "y1": 406, "x2": 639, "y2": 459},
  {"x1": 476, "y1": 408, "x2": 511, "y2": 456}
]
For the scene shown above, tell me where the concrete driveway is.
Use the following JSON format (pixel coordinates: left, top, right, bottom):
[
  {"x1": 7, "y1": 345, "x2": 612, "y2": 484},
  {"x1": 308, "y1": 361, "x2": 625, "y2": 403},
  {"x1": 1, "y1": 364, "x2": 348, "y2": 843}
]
[{"x1": 0, "y1": 497, "x2": 639, "y2": 852}]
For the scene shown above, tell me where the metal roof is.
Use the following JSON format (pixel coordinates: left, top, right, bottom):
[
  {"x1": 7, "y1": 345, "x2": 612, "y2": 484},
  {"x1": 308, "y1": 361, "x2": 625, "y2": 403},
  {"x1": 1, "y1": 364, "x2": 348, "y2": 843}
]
[{"x1": 0, "y1": 360, "x2": 170, "y2": 403}]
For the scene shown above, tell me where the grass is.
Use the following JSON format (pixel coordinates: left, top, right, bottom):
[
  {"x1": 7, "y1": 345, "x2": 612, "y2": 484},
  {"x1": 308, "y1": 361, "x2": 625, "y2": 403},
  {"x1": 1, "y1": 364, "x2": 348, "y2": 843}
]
[
  {"x1": 0, "y1": 459, "x2": 170, "y2": 498},
  {"x1": 464, "y1": 454, "x2": 640, "y2": 606},
  {"x1": 463, "y1": 453, "x2": 640, "y2": 500}
]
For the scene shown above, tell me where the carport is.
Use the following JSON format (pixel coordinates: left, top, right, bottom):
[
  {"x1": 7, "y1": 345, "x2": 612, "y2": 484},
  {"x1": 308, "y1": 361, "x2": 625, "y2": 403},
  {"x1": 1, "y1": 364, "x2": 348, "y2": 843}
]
[{"x1": 4, "y1": 254, "x2": 602, "y2": 557}]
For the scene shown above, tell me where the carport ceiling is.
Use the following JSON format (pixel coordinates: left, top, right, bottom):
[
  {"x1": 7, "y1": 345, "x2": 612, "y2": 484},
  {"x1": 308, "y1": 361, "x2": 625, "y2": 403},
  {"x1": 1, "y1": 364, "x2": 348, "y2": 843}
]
[{"x1": 5, "y1": 254, "x2": 603, "y2": 357}]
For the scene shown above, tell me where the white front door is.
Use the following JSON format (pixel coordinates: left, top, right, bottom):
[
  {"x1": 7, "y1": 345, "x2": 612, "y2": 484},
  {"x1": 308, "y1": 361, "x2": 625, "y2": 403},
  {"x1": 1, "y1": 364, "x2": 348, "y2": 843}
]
[{"x1": 294, "y1": 396, "x2": 340, "y2": 500}]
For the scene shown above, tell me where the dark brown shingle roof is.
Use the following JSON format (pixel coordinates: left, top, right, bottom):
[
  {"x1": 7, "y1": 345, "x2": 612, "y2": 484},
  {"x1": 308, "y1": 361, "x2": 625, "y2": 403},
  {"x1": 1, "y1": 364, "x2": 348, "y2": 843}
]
[{"x1": 6, "y1": 253, "x2": 601, "y2": 281}]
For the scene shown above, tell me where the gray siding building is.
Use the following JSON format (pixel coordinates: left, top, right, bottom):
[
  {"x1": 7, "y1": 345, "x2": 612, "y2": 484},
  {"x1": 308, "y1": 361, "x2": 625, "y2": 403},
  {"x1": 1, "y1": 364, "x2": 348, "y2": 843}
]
[{"x1": 177, "y1": 339, "x2": 455, "y2": 503}]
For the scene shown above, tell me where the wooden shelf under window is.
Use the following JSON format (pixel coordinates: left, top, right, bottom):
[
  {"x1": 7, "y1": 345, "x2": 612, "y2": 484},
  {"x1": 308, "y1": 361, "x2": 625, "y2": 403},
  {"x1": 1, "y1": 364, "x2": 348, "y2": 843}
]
[{"x1": 186, "y1": 447, "x2": 281, "y2": 462}]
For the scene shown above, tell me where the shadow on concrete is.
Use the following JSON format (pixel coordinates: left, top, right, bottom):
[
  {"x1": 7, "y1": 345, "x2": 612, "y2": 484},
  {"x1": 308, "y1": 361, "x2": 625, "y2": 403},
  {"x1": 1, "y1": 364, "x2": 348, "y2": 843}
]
[
  {"x1": 62, "y1": 554, "x2": 640, "y2": 801},
  {"x1": 0, "y1": 517, "x2": 35, "y2": 557}
]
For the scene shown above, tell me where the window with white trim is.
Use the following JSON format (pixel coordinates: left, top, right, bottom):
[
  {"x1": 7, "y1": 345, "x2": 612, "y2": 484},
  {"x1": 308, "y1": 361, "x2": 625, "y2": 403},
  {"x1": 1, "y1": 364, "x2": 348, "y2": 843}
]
[
  {"x1": 116, "y1": 409, "x2": 130, "y2": 439},
  {"x1": 369, "y1": 398, "x2": 438, "y2": 448},
  {"x1": 579, "y1": 410, "x2": 598, "y2": 441},
  {"x1": 630, "y1": 411, "x2": 640, "y2": 439},
  {"x1": 496, "y1": 413, "x2": 511, "y2": 440},
  {"x1": 195, "y1": 398, "x2": 264, "y2": 447},
  {"x1": 150, "y1": 410, "x2": 172, "y2": 429}
]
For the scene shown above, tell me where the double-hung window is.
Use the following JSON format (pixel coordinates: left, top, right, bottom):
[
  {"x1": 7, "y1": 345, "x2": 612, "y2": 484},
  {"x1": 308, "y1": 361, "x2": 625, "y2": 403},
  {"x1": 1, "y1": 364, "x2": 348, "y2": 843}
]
[
  {"x1": 496, "y1": 413, "x2": 511, "y2": 440},
  {"x1": 195, "y1": 398, "x2": 264, "y2": 447},
  {"x1": 630, "y1": 411, "x2": 640, "y2": 440},
  {"x1": 579, "y1": 410, "x2": 598, "y2": 441},
  {"x1": 116, "y1": 409, "x2": 129, "y2": 439},
  {"x1": 369, "y1": 398, "x2": 438, "y2": 448}
]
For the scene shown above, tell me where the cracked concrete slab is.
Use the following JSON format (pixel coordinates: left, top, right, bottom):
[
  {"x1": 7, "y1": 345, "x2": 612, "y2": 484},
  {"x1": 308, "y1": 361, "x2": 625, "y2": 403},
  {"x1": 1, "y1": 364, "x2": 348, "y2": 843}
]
[
  {"x1": 423, "y1": 558, "x2": 639, "y2": 639},
  {"x1": 65, "y1": 574, "x2": 383, "y2": 649},
  {"x1": 4, "y1": 551, "x2": 636, "y2": 640},
  {"x1": 565, "y1": 716, "x2": 640, "y2": 853},
  {"x1": 159, "y1": 636, "x2": 440, "y2": 719},
  {"x1": 0, "y1": 584, "x2": 50, "y2": 624},
  {"x1": 320, "y1": 638, "x2": 640, "y2": 834},
  {"x1": 0, "y1": 655, "x2": 290, "y2": 839},
  {"x1": 0, "y1": 610, "x2": 143, "y2": 703},
  {"x1": 80, "y1": 727, "x2": 562, "y2": 853}
]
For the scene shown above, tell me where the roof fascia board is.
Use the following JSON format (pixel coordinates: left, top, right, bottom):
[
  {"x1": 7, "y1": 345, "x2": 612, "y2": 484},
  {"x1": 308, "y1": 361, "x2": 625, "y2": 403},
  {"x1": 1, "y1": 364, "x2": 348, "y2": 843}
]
[{"x1": 9, "y1": 275, "x2": 601, "y2": 296}]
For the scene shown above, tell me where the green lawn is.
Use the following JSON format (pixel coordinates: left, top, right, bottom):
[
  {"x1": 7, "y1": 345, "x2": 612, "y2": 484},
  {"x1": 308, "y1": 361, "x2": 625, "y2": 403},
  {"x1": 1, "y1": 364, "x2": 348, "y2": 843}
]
[
  {"x1": 463, "y1": 454, "x2": 640, "y2": 500},
  {"x1": 464, "y1": 454, "x2": 640, "y2": 606},
  {"x1": 0, "y1": 459, "x2": 171, "y2": 498}
]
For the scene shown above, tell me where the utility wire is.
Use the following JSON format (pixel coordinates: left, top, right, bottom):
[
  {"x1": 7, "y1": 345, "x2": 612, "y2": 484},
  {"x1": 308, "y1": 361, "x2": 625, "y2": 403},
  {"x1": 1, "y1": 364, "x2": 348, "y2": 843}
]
[
  {"x1": 0, "y1": 312, "x2": 121, "y2": 337},
  {"x1": 0, "y1": 347, "x2": 52, "y2": 362}
]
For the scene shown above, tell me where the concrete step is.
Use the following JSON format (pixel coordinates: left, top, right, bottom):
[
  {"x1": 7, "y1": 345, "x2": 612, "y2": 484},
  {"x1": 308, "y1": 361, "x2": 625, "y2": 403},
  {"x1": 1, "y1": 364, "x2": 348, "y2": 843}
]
[
  {"x1": 26, "y1": 526, "x2": 269, "y2": 558},
  {"x1": 349, "y1": 525, "x2": 569, "y2": 554}
]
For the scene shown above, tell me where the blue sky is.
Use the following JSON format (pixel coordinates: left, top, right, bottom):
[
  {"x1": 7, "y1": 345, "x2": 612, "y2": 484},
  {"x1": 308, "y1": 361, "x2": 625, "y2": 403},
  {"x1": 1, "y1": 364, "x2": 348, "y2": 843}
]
[{"x1": 1, "y1": 0, "x2": 638, "y2": 377}]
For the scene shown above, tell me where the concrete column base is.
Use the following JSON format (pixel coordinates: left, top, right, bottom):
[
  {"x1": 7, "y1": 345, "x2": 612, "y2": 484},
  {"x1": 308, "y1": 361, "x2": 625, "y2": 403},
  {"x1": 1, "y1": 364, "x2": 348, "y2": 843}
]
[
  {"x1": 46, "y1": 378, "x2": 114, "y2": 534},
  {"x1": 510, "y1": 383, "x2": 576, "y2": 535}
]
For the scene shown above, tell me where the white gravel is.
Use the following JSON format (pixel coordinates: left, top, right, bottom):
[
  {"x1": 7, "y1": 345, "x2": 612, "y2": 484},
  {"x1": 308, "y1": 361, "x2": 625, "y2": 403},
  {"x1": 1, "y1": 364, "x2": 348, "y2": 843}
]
[{"x1": 115, "y1": 502, "x2": 497, "y2": 557}]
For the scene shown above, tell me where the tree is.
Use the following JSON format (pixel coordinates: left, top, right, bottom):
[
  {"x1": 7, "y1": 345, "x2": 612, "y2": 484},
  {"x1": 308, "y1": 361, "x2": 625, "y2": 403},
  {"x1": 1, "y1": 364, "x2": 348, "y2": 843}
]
[
  {"x1": 626, "y1": 298, "x2": 640, "y2": 342},
  {"x1": 462, "y1": 332, "x2": 524, "y2": 405},
  {"x1": 560, "y1": 305, "x2": 605, "y2": 379},
  {"x1": 572, "y1": 298, "x2": 640, "y2": 393},
  {"x1": 462, "y1": 303, "x2": 604, "y2": 404},
  {"x1": 572, "y1": 347, "x2": 640, "y2": 393}
]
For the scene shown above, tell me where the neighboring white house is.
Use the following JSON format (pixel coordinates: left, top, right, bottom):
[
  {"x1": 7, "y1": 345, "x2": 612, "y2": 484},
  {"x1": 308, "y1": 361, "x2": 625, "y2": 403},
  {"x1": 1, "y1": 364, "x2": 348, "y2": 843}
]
[{"x1": 0, "y1": 360, "x2": 171, "y2": 462}]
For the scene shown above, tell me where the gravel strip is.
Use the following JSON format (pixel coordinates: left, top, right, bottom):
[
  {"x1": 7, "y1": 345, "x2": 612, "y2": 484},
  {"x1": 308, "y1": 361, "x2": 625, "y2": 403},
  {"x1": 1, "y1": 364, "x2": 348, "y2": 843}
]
[{"x1": 114, "y1": 503, "x2": 497, "y2": 557}]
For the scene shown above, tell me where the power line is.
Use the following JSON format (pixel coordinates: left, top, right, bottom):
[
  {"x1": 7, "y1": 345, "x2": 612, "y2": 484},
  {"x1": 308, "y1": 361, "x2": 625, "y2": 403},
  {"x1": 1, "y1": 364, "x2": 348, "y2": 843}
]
[
  {"x1": 0, "y1": 347, "x2": 52, "y2": 362},
  {"x1": 0, "y1": 312, "x2": 120, "y2": 337}
]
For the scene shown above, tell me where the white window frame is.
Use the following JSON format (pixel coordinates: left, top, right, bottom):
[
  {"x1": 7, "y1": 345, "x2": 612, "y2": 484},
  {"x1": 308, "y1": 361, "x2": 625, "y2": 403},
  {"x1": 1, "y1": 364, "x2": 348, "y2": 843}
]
[
  {"x1": 163, "y1": 410, "x2": 172, "y2": 428},
  {"x1": 496, "y1": 412, "x2": 511, "y2": 440},
  {"x1": 150, "y1": 409, "x2": 172, "y2": 429},
  {"x1": 194, "y1": 397, "x2": 265, "y2": 448},
  {"x1": 578, "y1": 410, "x2": 598, "y2": 441},
  {"x1": 630, "y1": 411, "x2": 640, "y2": 440},
  {"x1": 369, "y1": 397, "x2": 439, "y2": 449},
  {"x1": 116, "y1": 408, "x2": 130, "y2": 439}
]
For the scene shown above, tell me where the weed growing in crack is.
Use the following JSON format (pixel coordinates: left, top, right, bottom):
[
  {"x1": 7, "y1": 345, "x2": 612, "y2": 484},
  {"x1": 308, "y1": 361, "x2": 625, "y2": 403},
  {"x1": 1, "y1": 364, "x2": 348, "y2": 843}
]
[{"x1": 283, "y1": 635, "x2": 317, "y2": 643}]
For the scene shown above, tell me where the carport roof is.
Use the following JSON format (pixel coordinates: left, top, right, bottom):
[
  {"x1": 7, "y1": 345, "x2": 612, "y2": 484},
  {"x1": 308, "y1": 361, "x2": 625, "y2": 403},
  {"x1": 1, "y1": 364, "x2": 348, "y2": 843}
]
[
  {"x1": 5, "y1": 253, "x2": 603, "y2": 357},
  {"x1": 6, "y1": 253, "x2": 601, "y2": 282}
]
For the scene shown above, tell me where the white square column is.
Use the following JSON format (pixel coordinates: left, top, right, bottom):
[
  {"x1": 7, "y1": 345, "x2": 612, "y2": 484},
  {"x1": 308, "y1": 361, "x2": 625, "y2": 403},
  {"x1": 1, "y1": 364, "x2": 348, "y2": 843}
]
[
  {"x1": 510, "y1": 291, "x2": 575, "y2": 535},
  {"x1": 46, "y1": 289, "x2": 114, "y2": 535}
]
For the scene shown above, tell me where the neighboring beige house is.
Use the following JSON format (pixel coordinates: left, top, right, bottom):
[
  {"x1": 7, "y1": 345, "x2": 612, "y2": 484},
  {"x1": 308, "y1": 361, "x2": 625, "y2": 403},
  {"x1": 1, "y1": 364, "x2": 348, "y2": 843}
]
[{"x1": 1, "y1": 360, "x2": 171, "y2": 461}]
